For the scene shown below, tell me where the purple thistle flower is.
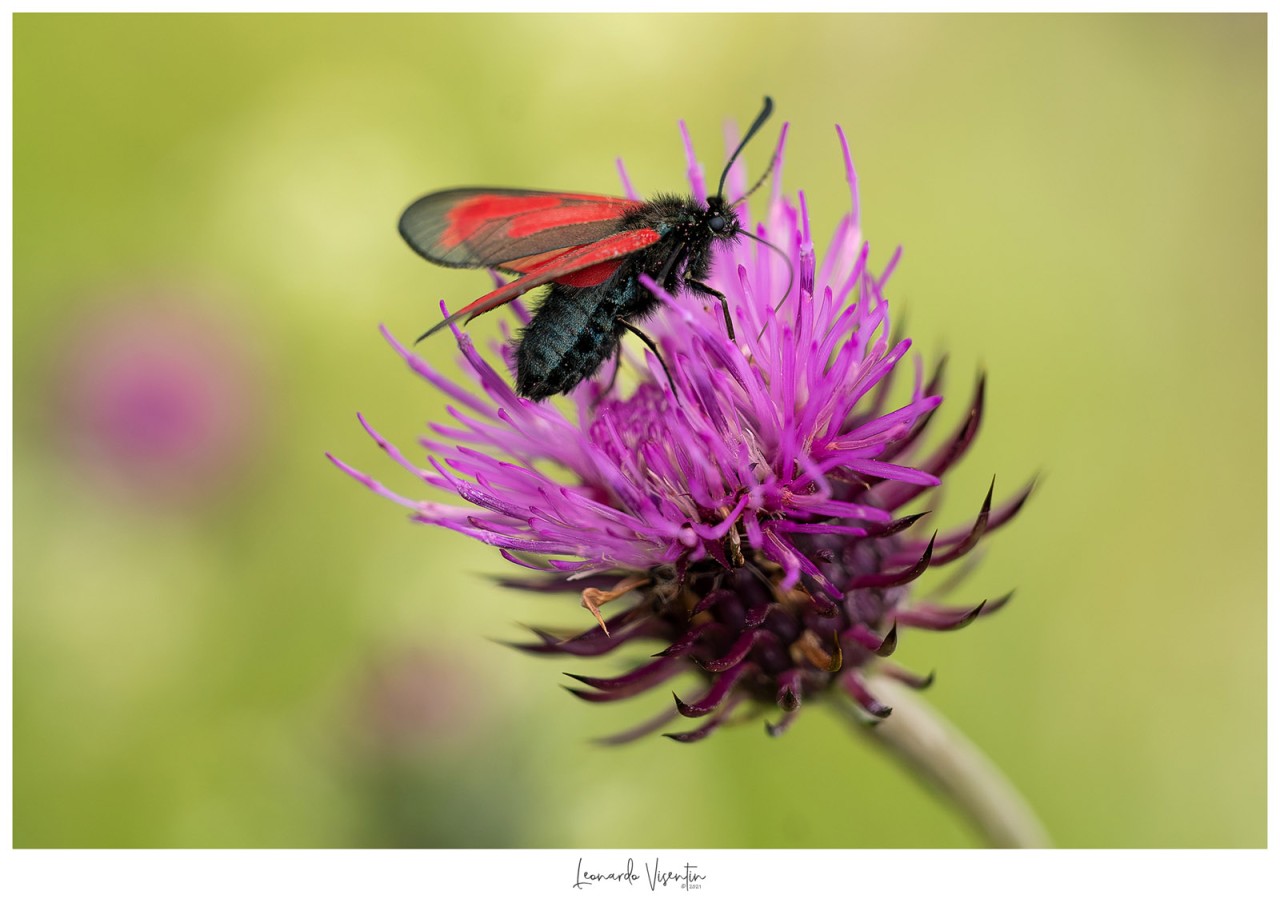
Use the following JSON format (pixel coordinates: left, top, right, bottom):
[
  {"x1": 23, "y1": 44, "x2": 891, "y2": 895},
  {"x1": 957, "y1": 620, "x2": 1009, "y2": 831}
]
[
  {"x1": 331, "y1": 116, "x2": 1031, "y2": 743},
  {"x1": 55, "y1": 292, "x2": 263, "y2": 506}
]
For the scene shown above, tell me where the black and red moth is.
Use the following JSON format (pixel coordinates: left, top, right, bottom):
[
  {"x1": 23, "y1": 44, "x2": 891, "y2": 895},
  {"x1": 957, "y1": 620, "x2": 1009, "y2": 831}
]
[{"x1": 398, "y1": 97, "x2": 776, "y2": 401}]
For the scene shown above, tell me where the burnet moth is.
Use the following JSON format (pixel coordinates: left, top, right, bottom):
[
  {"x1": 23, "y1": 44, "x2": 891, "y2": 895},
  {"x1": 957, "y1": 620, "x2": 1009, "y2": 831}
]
[{"x1": 398, "y1": 97, "x2": 779, "y2": 401}]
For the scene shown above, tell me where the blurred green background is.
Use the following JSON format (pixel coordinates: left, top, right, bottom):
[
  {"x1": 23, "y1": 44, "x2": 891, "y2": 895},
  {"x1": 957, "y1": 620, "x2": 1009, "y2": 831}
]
[{"x1": 13, "y1": 14, "x2": 1264, "y2": 848}]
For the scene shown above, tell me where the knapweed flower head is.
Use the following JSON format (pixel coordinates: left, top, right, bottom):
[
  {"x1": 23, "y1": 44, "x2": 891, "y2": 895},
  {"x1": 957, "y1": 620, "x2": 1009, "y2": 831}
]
[
  {"x1": 57, "y1": 291, "x2": 262, "y2": 506},
  {"x1": 331, "y1": 118, "x2": 1031, "y2": 743}
]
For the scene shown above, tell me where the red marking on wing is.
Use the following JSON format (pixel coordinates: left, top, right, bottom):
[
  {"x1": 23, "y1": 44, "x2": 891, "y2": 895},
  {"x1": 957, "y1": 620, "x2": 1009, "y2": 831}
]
[
  {"x1": 441, "y1": 193, "x2": 639, "y2": 250},
  {"x1": 554, "y1": 259, "x2": 622, "y2": 288},
  {"x1": 400, "y1": 189, "x2": 644, "y2": 270},
  {"x1": 504, "y1": 249, "x2": 622, "y2": 286},
  {"x1": 423, "y1": 228, "x2": 661, "y2": 339},
  {"x1": 504, "y1": 248, "x2": 575, "y2": 273}
]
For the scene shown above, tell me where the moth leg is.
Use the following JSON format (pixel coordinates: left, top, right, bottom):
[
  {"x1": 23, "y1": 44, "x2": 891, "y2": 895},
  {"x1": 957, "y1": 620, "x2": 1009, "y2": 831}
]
[
  {"x1": 685, "y1": 278, "x2": 735, "y2": 341},
  {"x1": 593, "y1": 342, "x2": 624, "y2": 407},
  {"x1": 618, "y1": 320, "x2": 677, "y2": 394}
]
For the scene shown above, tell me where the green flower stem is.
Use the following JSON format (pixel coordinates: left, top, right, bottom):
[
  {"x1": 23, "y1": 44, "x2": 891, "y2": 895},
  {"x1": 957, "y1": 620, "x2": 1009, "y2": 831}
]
[{"x1": 851, "y1": 674, "x2": 1051, "y2": 848}]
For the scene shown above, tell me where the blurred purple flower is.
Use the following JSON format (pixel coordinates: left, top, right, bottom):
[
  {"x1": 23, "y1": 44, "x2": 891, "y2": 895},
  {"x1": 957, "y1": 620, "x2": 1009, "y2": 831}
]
[
  {"x1": 332, "y1": 119, "x2": 1031, "y2": 742},
  {"x1": 357, "y1": 646, "x2": 480, "y2": 753},
  {"x1": 56, "y1": 293, "x2": 262, "y2": 505}
]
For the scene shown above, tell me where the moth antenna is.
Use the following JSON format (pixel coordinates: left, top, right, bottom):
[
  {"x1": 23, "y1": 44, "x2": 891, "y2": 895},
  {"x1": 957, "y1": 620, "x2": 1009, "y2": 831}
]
[
  {"x1": 740, "y1": 230, "x2": 796, "y2": 310},
  {"x1": 730, "y1": 150, "x2": 777, "y2": 209},
  {"x1": 715, "y1": 96, "x2": 774, "y2": 200}
]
